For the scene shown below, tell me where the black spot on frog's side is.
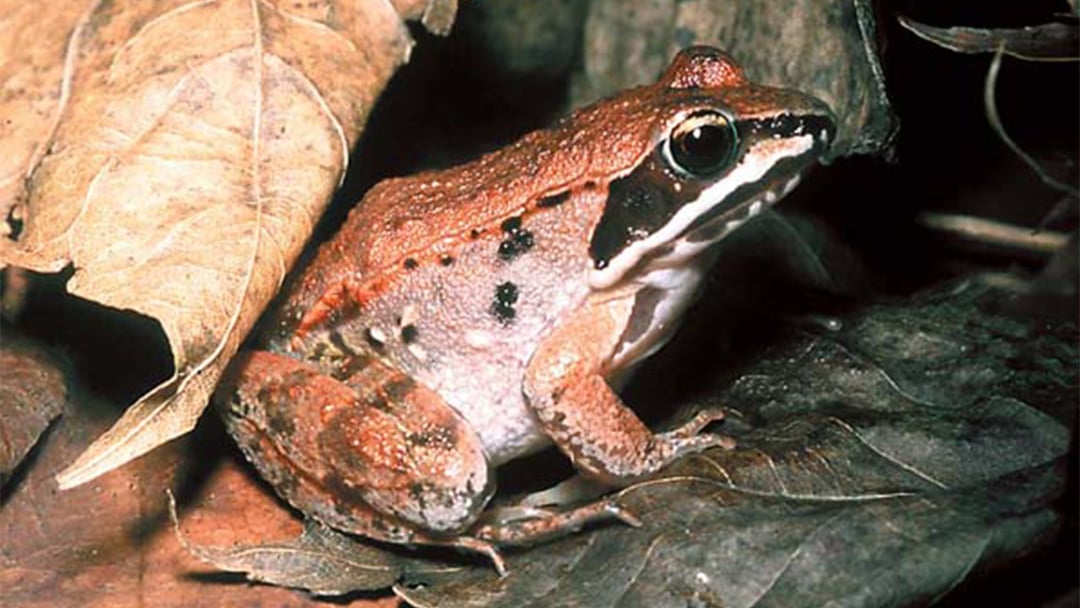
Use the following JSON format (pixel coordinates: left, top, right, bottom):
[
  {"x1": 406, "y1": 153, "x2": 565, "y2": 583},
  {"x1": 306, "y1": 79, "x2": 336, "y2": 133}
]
[
  {"x1": 537, "y1": 190, "x2": 570, "y2": 208},
  {"x1": 498, "y1": 216, "x2": 534, "y2": 261},
  {"x1": 490, "y1": 281, "x2": 519, "y2": 325},
  {"x1": 408, "y1": 482, "x2": 428, "y2": 505},
  {"x1": 366, "y1": 394, "x2": 393, "y2": 414},
  {"x1": 330, "y1": 352, "x2": 372, "y2": 382},
  {"x1": 383, "y1": 375, "x2": 416, "y2": 402},
  {"x1": 440, "y1": 254, "x2": 454, "y2": 266},
  {"x1": 403, "y1": 257, "x2": 419, "y2": 270},
  {"x1": 323, "y1": 474, "x2": 369, "y2": 510},
  {"x1": 328, "y1": 330, "x2": 358, "y2": 354},
  {"x1": 401, "y1": 324, "x2": 419, "y2": 344}
]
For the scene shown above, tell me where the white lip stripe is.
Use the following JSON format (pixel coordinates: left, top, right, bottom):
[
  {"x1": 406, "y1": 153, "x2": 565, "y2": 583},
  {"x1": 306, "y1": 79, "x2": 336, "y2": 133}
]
[{"x1": 589, "y1": 134, "x2": 815, "y2": 289}]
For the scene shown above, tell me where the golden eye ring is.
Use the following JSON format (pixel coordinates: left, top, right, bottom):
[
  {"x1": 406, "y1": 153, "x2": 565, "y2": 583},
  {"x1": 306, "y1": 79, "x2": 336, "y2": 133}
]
[{"x1": 662, "y1": 110, "x2": 738, "y2": 178}]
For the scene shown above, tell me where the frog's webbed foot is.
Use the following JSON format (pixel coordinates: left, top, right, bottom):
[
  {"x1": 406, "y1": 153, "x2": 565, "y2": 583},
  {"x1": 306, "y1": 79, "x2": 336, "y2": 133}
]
[{"x1": 431, "y1": 483, "x2": 642, "y2": 575}]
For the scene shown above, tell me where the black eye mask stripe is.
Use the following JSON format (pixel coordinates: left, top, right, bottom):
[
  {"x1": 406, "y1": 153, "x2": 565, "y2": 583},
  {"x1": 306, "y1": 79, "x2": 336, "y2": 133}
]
[
  {"x1": 588, "y1": 112, "x2": 828, "y2": 271},
  {"x1": 741, "y1": 114, "x2": 833, "y2": 140},
  {"x1": 589, "y1": 149, "x2": 703, "y2": 270}
]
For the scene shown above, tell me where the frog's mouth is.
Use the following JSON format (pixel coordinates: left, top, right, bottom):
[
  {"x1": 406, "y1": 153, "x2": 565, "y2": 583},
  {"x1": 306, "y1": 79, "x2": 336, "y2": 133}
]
[{"x1": 683, "y1": 159, "x2": 806, "y2": 245}]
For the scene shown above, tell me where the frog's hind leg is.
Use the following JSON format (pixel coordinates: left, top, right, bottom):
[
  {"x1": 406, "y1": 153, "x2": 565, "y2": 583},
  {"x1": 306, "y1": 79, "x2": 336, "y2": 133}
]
[{"x1": 217, "y1": 350, "x2": 495, "y2": 542}]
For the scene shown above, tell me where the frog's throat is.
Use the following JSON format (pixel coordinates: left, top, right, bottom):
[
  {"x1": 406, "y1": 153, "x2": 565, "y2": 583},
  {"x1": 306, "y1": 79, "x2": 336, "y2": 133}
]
[{"x1": 587, "y1": 132, "x2": 819, "y2": 291}]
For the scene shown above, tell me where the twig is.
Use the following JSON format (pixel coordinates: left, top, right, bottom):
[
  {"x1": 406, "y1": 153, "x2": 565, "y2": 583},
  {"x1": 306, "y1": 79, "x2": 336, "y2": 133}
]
[
  {"x1": 918, "y1": 211, "x2": 1069, "y2": 256},
  {"x1": 984, "y1": 46, "x2": 1080, "y2": 197}
]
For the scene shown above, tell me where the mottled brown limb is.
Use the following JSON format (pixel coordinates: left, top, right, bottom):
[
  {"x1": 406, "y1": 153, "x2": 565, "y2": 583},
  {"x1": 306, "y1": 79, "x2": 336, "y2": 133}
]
[{"x1": 218, "y1": 350, "x2": 493, "y2": 537}]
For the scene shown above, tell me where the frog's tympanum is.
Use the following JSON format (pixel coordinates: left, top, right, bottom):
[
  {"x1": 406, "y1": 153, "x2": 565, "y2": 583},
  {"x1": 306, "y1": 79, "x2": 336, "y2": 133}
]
[{"x1": 218, "y1": 46, "x2": 835, "y2": 574}]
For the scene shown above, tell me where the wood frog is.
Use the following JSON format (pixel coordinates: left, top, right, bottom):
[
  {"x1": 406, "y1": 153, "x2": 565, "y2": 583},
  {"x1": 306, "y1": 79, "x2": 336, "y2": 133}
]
[{"x1": 217, "y1": 46, "x2": 835, "y2": 574}]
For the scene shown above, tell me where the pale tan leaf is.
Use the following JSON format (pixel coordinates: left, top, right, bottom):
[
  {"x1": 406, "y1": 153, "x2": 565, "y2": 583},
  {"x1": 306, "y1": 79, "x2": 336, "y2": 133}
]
[
  {"x1": 0, "y1": 2, "x2": 85, "y2": 237},
  {"x1": 391, "y1": 0, "x2": 458, "y2": 35},
  {"x1": 0, "y1": 0, "x2": 443, "y2": 488}
]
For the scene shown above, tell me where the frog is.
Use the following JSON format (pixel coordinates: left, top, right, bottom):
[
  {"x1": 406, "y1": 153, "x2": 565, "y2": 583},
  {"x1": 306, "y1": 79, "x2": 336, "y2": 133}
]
[{"x1": 216, "y1": 46, "x2": 835, "y2": 574}]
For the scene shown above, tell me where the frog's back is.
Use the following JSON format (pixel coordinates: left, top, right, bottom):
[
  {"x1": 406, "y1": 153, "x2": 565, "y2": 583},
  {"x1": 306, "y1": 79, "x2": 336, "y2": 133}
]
[{"x1": 332, "y1": 85, "x2": 680, "y2": 281}]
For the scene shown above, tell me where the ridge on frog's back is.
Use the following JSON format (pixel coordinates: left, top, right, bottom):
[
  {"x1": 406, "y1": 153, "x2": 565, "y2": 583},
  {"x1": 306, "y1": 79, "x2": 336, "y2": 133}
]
[
  {"x1": 221, "y1": 46, "x2": 835, "y2": 575},
  {"x1": 287, "y1": 83, "x2": 681, "y2": 301}
]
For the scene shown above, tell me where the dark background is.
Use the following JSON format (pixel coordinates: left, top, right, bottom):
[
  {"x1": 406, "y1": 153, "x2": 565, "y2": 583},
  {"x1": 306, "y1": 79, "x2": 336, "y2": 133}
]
[{"x1": 10, "y1": 1, "x2": 1077, "y2": 605}]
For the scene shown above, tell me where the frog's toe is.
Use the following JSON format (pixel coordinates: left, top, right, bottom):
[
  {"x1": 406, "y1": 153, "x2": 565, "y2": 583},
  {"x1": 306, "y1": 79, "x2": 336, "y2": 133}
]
[
  {"x1": 669, "y1": 406, "x2": 730, "y2": 438},
  {"x1": 443, "y1": 536, "x2": 509, "y2": 577},
  {"x1": 605, "y1": 501, "x2": 642, "y2": 528}
]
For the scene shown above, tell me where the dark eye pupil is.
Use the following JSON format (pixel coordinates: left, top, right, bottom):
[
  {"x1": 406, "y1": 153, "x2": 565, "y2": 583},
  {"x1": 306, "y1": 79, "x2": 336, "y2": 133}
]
[{"x1": 668, "y1": 114, "x2": 737, "y2": 177}]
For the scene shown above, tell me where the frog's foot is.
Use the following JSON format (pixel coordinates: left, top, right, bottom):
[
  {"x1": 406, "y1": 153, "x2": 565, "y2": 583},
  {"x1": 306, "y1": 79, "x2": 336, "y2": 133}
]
[
  {"x1": 470, "y1": 498, "x2": 641, "y2": 547},
  {"x1": 664, "y1": 407, "x2": 737, "y2": 448},
  {"x1": 431, "y1": 535, "x2": 510, "y2": 577}
]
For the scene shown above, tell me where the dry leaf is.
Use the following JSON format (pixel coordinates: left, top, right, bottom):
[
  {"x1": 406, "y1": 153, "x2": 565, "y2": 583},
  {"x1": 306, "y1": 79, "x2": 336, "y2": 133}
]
[
  {"x1": 0, "y1": 329, "x2": 67, "y2": 479},
  {"x1": 897, "y1": 16, "x2": 1080, "y2": 62},
  {"x1": 0, "y1": 0, "x2": 455, "y2": 488},
  {"x1": 176, "y1": 516, "x2": 409, "y2": 595},
  {"x1": 392, "y1": 0, "x2": 458, "y2": 36},
  {"x1": 574, "y1": 0, "x2": 897, "y2": 158},
  {"x1": 0, "y1": 373, "x2": 396, "y2": 607},
  {"x1": 0, "y1": 3, "x2": 85, "y2": 235}
]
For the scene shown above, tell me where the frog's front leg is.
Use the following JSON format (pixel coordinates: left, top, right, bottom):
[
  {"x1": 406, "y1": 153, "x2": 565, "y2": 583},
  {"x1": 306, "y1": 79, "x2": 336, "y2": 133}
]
[
  {"x1": 217, "y1": 350, "x2": 495, "y2": 543},
  {"x1": 523, "y1": 293, "x2": 734, "y2": 486}
]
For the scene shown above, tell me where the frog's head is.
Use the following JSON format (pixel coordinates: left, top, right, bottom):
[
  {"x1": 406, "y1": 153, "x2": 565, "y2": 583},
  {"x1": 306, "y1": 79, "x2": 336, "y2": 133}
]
[{"x1": 588, "y1": 46, "x2": 835, "y2": 290}]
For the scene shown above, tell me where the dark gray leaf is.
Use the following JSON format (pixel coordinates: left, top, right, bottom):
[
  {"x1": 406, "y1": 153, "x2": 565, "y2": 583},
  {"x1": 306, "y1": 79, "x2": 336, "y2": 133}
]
[
  {"x1": 395, "y1": 279, "x2": 1073, "y2": 608},
  {"x1": 898, "y1": 17, "x2": 1080, "y2": 61},
  {"x1": 574, "y1": 0, "x2": 897, "y2": 159}
]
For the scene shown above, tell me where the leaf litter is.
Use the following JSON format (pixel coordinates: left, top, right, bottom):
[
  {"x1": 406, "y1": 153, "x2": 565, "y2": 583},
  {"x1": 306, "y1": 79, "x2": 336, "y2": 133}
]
[{"x1": 176, "y1": 278, "x2": 1074, "y2": 607}]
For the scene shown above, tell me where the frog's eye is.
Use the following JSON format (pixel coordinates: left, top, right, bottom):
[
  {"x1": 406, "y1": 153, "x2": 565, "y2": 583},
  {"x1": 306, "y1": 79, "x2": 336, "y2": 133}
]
[{"x1": 662, "y1": 111, "x2": 738, "y2": 179}]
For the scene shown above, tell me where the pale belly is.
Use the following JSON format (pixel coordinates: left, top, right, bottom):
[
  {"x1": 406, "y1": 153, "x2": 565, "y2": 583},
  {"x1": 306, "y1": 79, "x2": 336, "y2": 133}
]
[{"x1": 426, "y1": 359, "x2": 551, "y2": 465}]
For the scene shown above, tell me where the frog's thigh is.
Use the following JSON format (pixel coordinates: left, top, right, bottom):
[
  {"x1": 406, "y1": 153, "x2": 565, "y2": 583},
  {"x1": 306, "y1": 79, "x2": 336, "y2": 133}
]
[
  {"x1": 523, "y1": 298, "x2": 728, "y2": 485},
  {"x1": 220, "y1": 350, "x2": 493, "y2": 536}
]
